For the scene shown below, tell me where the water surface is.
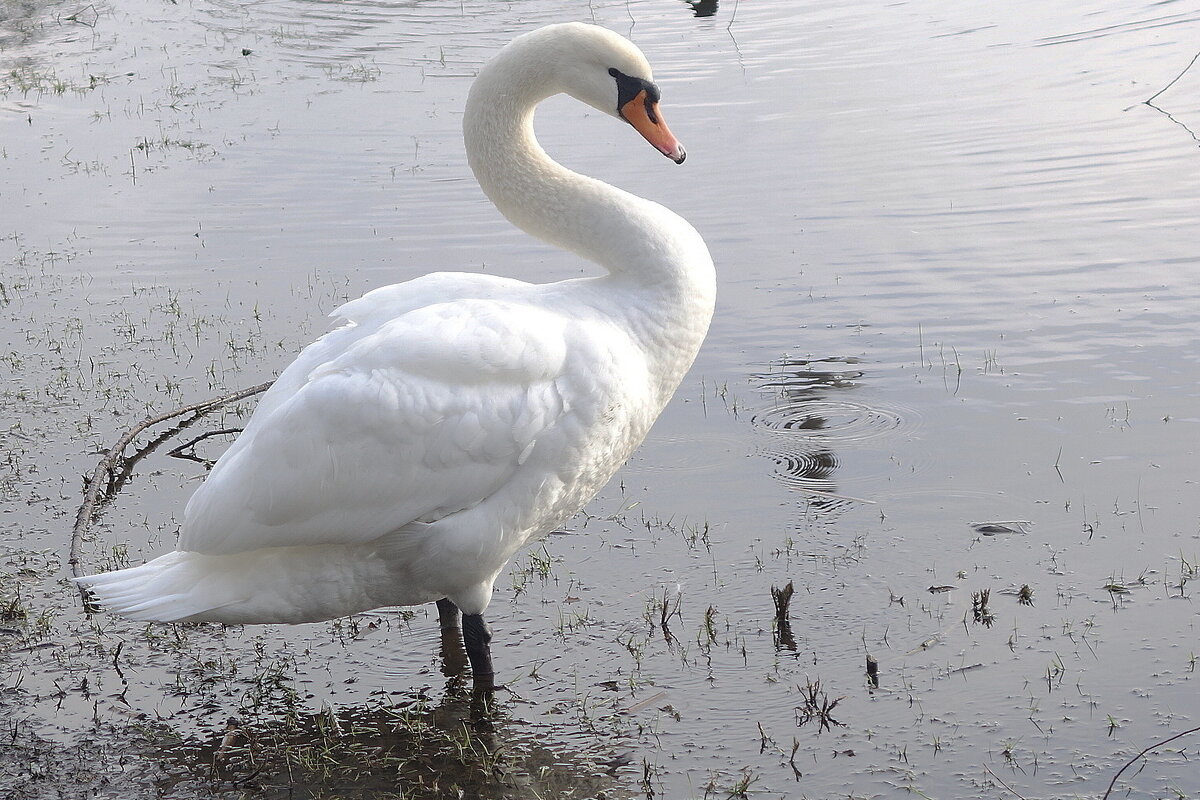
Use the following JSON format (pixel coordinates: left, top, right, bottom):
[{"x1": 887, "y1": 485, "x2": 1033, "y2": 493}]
[{"x1": 3, "y1": 0, "x2": 1199, "y2": 797}]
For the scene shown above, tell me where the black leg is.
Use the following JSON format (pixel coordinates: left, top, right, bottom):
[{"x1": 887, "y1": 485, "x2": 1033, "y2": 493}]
[
  {"x1": 436, "y1": 598, "x2": 461, "y2": 631},
  {"x1": 436, "y1": 598, "x2": 467, "y2": 678},
  {"x1": 462, "y1": 613, "x2": 495, "y2": 689}
]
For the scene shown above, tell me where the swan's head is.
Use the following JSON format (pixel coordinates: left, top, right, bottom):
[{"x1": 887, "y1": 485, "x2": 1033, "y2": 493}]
[
  {"x1": 606, "y1": 64, "x2": 686, "y2": 164},
  {"x1": 507, "y1": 23, "x2": 686, "y2": 164}
]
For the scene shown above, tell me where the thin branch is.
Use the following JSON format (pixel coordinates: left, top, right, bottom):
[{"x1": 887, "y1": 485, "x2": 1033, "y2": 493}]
[
  {"x1": 1101, "y1": 724, "x2": 1200, "y2": 800},
  {"x1": 983, "y1": 764, "x2": 1028, "y2": 800},
  {"x1": 167, "y1": 428, "x2": 244, "y2": 465},
  {"x1": 1144, "y1": 102, "x2": 1200, "y2": 145},
  {"x1": 70, "y1": 381, "x2": 273, "y2": 604},
  {"x1": 106, "y1": 413, "x2": 205, "y2": 498},
  {"x1": 1146, "y1": 50, "x2": 1200, "y2": 105}
]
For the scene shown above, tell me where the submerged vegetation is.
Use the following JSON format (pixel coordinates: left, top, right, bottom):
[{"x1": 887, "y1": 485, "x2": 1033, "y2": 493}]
[{"x1": 147, "y1": 690, "x2": 632, "y2": 800}]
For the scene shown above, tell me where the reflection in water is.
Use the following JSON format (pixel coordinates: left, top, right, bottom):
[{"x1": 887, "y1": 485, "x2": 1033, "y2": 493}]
[
  {"x1": 747, "y1": 356, "x2": 921, "y2": 518},
  {"x1": 749, "y1": 357, "x2": 875, "y2": 515},
  {"x1": 155, "y1": 682, "x2": 630, "y2": 798},
  {"x1": 771, "y1": 581, "x2": 797, "y2": 651},
  {"x1": 682, "y1": 0, "x2": 719, "y2": 18}
]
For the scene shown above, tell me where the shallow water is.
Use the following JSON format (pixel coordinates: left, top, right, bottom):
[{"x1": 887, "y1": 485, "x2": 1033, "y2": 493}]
[{"x1": 3, "y1": 0, "x2": 1200, "y2": 797}]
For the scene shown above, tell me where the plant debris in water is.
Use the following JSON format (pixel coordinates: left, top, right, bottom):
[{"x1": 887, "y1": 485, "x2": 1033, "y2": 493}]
[
  {"x1": 149, "y1": 691, "x2": 633, "y2": 800},
  {"x1": 970, "y1": 588, "x2": 995, "y2": 628},
  {"x1": 794, "y1": 677, "x2": 844, "y2": 734}
]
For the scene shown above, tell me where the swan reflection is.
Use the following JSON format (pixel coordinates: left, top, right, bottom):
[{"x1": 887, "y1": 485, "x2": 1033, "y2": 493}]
[{"x1": 157, "y1": 679, "x2": 627, "y2": 797}]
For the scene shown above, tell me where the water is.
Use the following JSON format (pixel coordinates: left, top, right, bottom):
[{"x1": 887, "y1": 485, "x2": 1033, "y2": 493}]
[{"x1": 3, "y1": 0, "x2": 1200, "y2": 797}]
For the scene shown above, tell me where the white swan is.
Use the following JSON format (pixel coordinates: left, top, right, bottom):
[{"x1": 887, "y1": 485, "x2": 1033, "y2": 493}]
[{"x1": 76, "y1": 23, "x2": 715, "y2": 687}]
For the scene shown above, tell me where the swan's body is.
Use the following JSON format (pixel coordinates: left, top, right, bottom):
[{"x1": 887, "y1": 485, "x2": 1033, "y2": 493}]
[{"x1": 76, "y1": 23, "x2": 714, "y2": 681}]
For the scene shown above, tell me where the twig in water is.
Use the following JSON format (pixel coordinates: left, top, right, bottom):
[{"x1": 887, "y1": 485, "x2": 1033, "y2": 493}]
[
  {"x1": 983, "y1": 764, "x2": 1028, "y2": 800},
  {"x1": 71, "y1": 380, "x2": 273, "y2": 607},
  {"x1": 1146, "y1": 50, "x2": 1200, "y2": 106},
  {"x1": 1100, "y1": 724, "x2": 1200, "y2": 800},
  {"x1": 1142, "y1": 50, "x2": 1200, "y2": 145},
  {"x1": 167, "y1": 428, "x2": 244, "y2": 465}
]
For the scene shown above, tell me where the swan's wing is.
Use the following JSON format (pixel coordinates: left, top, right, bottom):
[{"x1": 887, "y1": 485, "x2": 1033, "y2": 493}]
[
  {"x1": 245, "y1": 272, "x2": 532, "y2": 430},
  {"x1": 180, "y1": 298, "x2": 572, "y2": 556}
]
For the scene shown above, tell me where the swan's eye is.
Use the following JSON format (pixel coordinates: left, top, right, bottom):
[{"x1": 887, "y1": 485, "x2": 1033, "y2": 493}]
[{"x1": 609, "y1": 67, "x2": 660, "y2": 118}]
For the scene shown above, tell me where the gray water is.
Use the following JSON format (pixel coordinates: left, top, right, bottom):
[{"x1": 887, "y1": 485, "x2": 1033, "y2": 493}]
[{"x1": 3, "y1": 0, "x2": 1200, "y2": 797}]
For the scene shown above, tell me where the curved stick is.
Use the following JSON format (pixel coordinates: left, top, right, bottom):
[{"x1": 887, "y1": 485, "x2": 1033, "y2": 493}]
[
  {"x1": 70, "y1": 380, "x2": 273, "y2": 603},
  {"x1": 982, "y1": 765, "x2": 1028, "y2": 800},
  {"x1": 1146, "y1": 50, "x2": 1200, "y2": 106},
  {"x1": 1101, "y1": 724, "x2": 1200, "y2": 800}
]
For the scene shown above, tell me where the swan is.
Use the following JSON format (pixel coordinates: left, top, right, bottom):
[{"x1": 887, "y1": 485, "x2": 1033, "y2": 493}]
[{"x1": 75, "y1": 22, "x2": 715, "y2": 688}]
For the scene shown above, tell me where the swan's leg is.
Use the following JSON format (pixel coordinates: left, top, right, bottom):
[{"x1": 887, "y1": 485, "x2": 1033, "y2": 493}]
[
  {"x1": 462, "y1": 613, "x2": 495, "y2": 689},
  {"x1": 435, "y1": 598, "x2": 468, "y2": 677},
  {"x1": 436, "y1": 597, "x2": 461, "y2": 630}
]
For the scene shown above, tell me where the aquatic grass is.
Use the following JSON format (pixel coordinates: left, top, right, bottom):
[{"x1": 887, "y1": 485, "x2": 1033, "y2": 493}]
[
  {"x1": 0, "y1": 587, "x2": 29, "y2": 625},
  {"x1": 149, "y1": 692, "x2": 603, "y2": 799},
  {"x1": 700, "y1": 604, "x2": 718, "y2": 645},
  {"x1": 723, "y1": 768, "x2": 758, "y2": 799},
  {"x1": 554, "y1": 605, "x2": 596, "y2": 637},
  {"x1": 640, "y1": 757, "x2": 658, "y2": 799},
  {"x1": 322, "y1": 60, "x2": 383, "y2": 83},
  {"x1": 1, "y1": 64, "x2": 115, "y2": 98},
  {"x1": 1170, "y1": 550, "x2": 1198, "y2": 598},
  {"x1": 0, "y1": 549, "x2": 61, "y2": 643},
  {"x1": 1044, "y1": 653, "x2": 1065, "y2": 692},
  {"x1": 794, "y1": 677, "x2": 843, "y2": 734},
  {"x1": 634, "y1": 583, "x2": 684, "y2": 651},
  {"x1": 969, "y1": 589, "x2": 995, "y2": 628}
]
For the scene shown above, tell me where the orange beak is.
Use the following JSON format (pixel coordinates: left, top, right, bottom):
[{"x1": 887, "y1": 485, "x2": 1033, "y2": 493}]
[{"x1": 620, "y1": 90, "x2": 686, "y2": 164}]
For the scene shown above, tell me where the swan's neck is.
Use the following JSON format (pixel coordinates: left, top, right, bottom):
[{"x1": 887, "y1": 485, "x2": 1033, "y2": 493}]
[
  {"x1": 463, "y1": 72, "x2": 713, "y2": 299},
  {"x1": 462, "y1": 53, "x2": 715, "y2": 405}
]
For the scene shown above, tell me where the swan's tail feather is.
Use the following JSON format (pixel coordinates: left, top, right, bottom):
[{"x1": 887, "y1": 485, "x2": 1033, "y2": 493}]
[
  {"x1": 74, "y1": 543, "x2": 404, "y2": 625},
  {"x1": 74, "y1": 551, "x2": 246, "y2": 623}
]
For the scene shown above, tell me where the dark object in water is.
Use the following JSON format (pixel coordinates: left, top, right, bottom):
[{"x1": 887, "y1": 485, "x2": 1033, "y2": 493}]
[
  {"x1": 771, "y1": 581, "x2": 794, "y2": 621},
  {"x1": 683, "y1": 0, "x2": 719, "y2": 18},
  {"x1": 969, "y1": 520, "x2": 1032, "y2": 535},
  {"x1": 772, "y1": 581, "x2": 797, "y2": 651}
]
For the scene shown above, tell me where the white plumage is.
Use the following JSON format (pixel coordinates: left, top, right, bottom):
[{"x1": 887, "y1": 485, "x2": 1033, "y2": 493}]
[{"x1": 77, "y1": 23, "x2": 715, "y2": 673}]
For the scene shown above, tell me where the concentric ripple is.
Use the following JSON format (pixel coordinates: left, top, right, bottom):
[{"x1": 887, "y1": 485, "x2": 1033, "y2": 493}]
[
  {"x1": 746, "y1": 357, "x2": 925, "y2": 505},
  {"x1": 754, "y1": 445, "x2": 864, "y2": 514},
  {"x1": 757, "y1": 447, "x2": 840, "y2": 492},
  {"x1": 750, "y1": 398, "x2": 907, "y2": 443}
]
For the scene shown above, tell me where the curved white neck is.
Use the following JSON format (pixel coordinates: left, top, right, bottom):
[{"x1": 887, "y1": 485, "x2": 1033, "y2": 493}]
[
  {"x1": 463, "y1": 61, "x2": 713, "y2": 296},
  {"x1": 461, "y1": 37, "x2": 716, "y2": 405}
]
